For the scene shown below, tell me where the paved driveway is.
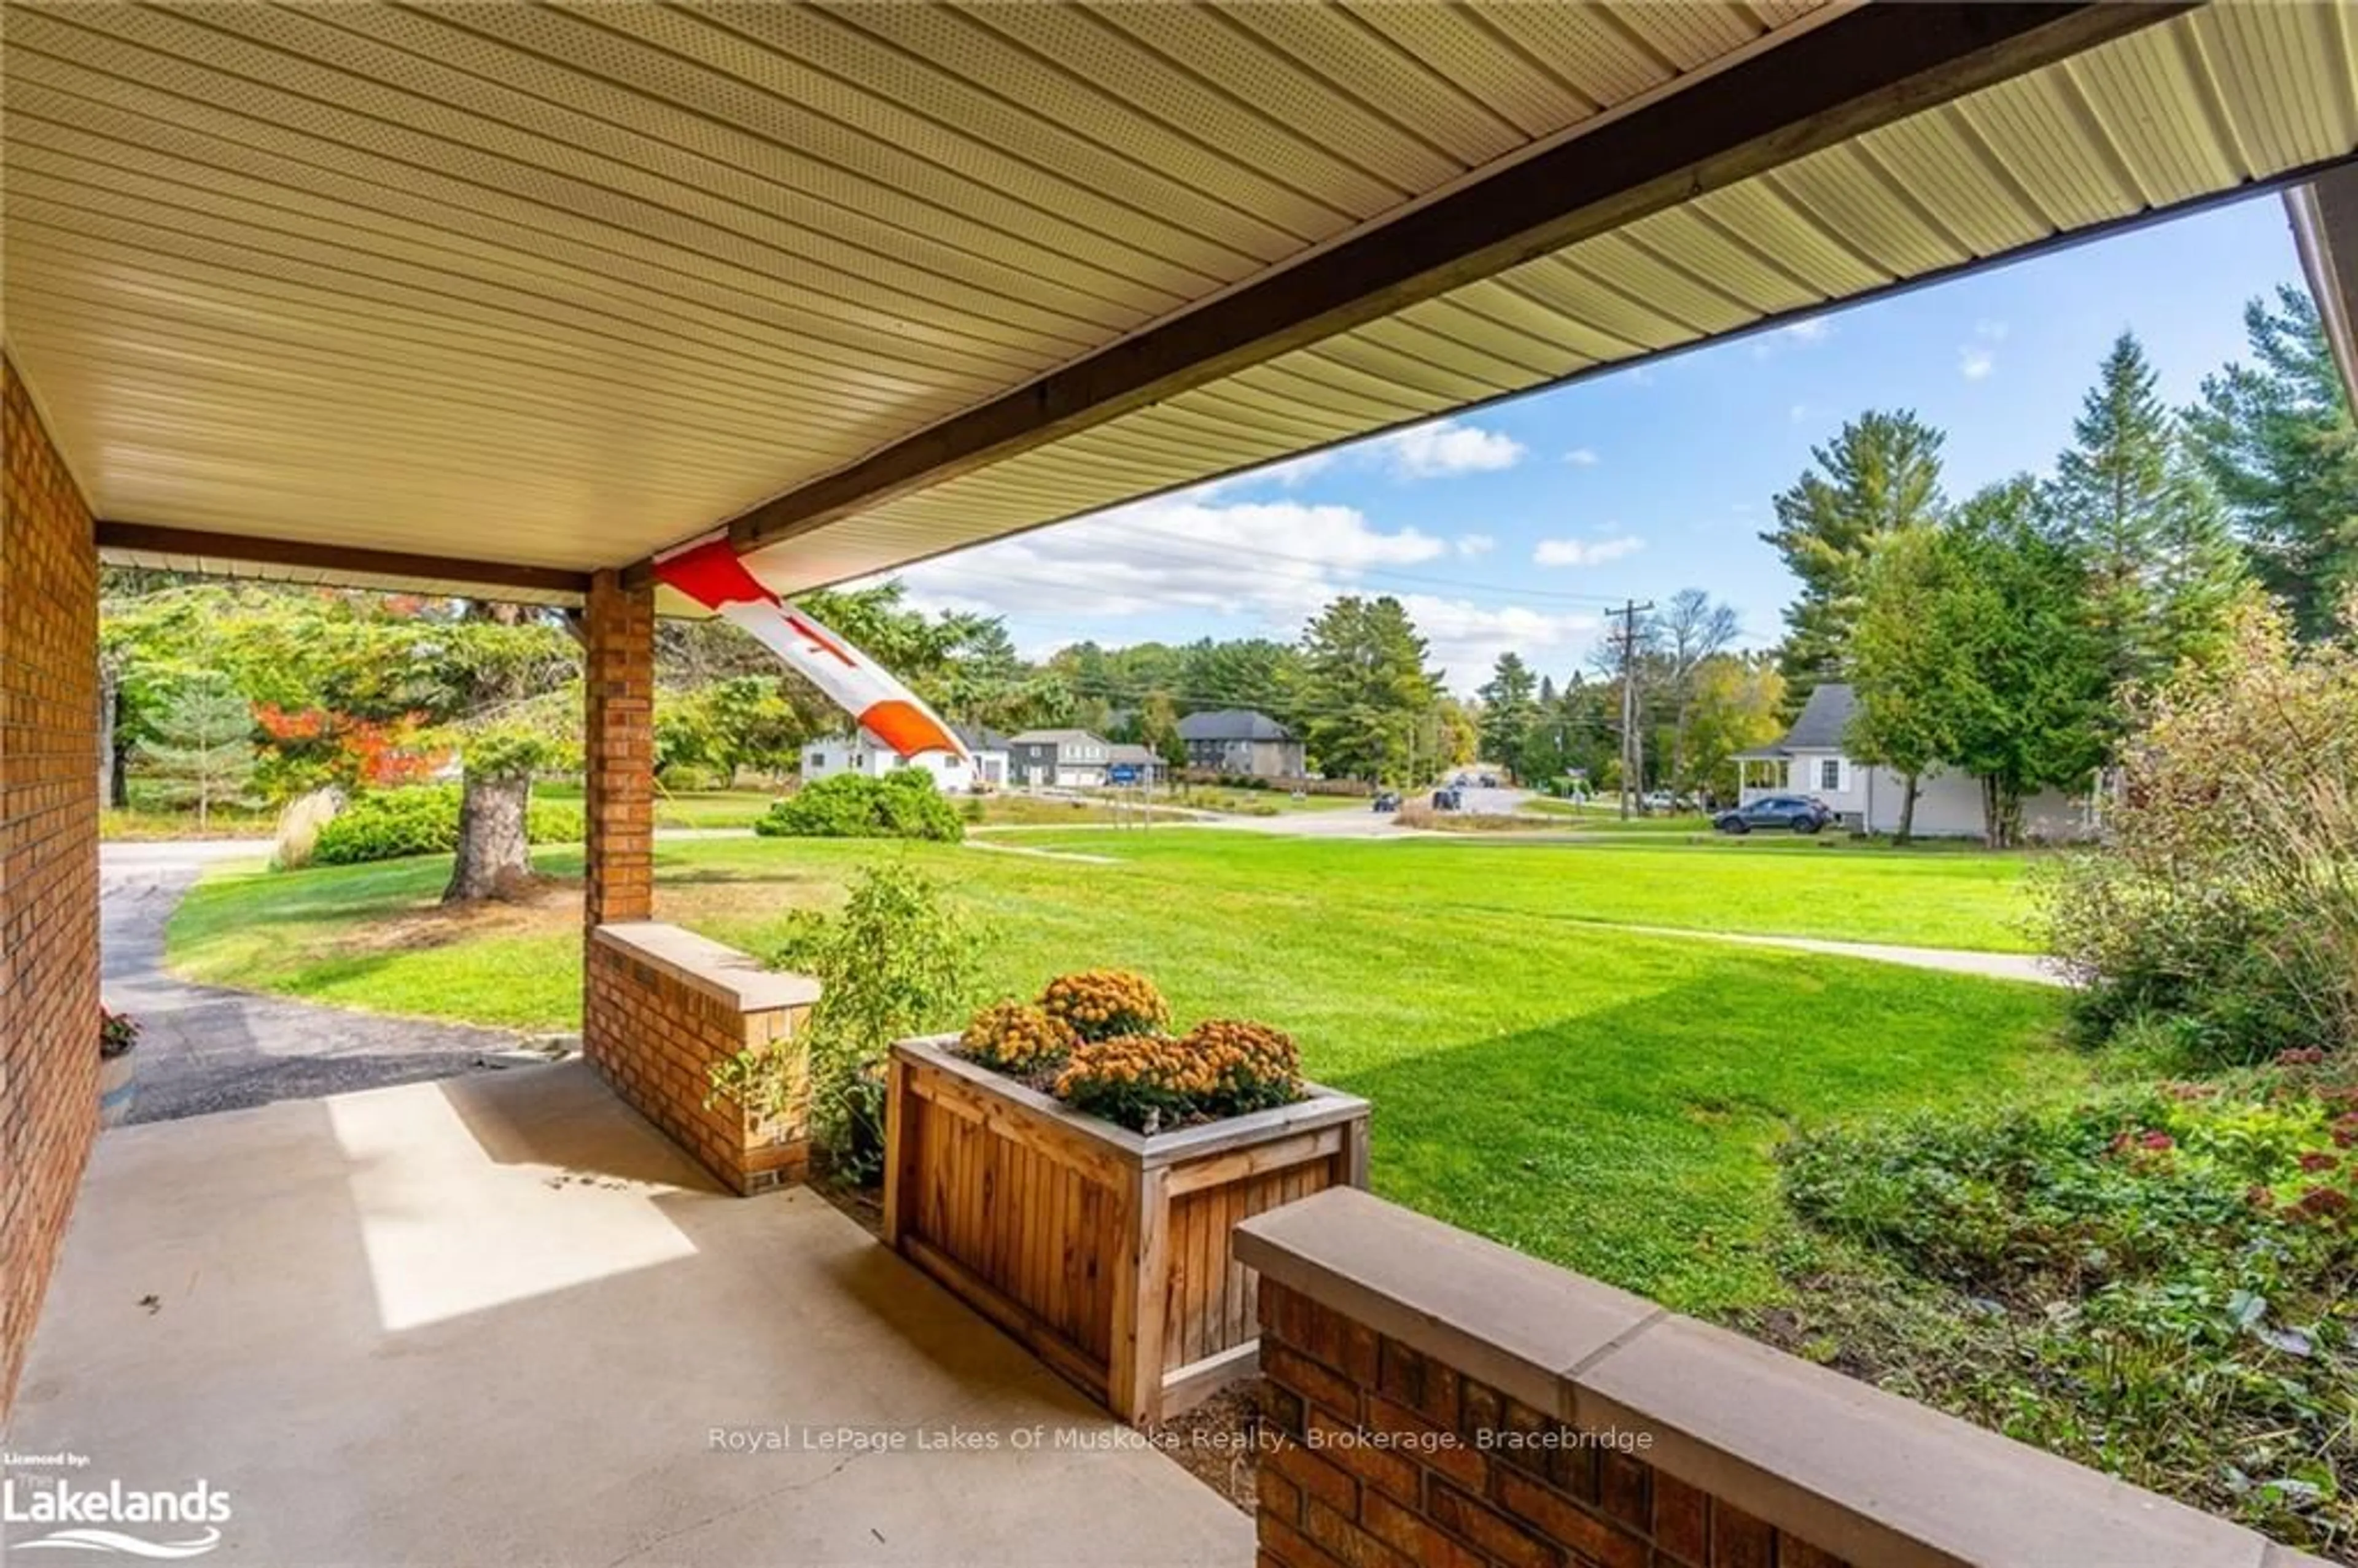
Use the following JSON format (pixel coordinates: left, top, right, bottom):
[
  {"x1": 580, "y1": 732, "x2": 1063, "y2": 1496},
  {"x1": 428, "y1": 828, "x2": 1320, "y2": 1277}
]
[{"x1": 103, "y1": 841, "x2": 535, "y2": 1124}]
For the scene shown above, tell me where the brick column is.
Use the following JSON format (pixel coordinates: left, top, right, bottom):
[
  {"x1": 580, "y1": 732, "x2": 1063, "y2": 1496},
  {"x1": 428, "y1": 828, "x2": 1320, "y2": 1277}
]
[
  {"x1": 583, "y1": 569, "x2": 654, "y2": 929},
  {"x1": 1, "y1": 358, "x2": 103, "y2": 1419}
]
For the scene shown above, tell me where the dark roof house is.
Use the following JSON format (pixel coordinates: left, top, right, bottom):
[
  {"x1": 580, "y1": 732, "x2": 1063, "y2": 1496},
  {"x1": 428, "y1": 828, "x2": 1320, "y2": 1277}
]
[
  {"x1": 1735, "y1": 683, "x2": 1858, "y2": 760},
  {"x1": 1177, "y1": 709, "x2": 1294, "y2": 742}
]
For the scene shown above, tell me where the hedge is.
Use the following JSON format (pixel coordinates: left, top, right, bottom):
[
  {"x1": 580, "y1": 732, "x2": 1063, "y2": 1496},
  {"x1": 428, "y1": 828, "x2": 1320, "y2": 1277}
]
[{"x1": 312, "y1": 786, "x2": 585, "y2": 866}]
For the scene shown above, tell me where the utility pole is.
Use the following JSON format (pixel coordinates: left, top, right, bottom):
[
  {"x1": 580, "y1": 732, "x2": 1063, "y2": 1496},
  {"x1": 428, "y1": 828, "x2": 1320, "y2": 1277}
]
[{"x1": 1613, "y1": 599, "x2": 1654, "y2": 821}]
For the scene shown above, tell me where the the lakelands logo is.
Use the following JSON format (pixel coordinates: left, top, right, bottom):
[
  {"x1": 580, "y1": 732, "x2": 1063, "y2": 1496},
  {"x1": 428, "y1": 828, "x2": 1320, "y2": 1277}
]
[{"x1": 2, "y1": 1472, "x2": 232, "y2": 1558}]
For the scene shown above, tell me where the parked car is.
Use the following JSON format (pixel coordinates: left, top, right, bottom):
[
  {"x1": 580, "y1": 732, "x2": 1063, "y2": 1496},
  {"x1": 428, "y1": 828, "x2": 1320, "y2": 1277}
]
[
  {"x1": 1477, "y1": 774, "x2": 1499, "y2": 789},
  {"x1": 1430, "y1": 788, "x2": 1463, "y2": 811},
  {"x1": 1713, "y1": 795, "x2": 1835, "y2": 834},
  {"x1": 1640, "y1": 789, "x2": 1678, "y2": 812},
  {"x1": 1371, "y1": 791, "x2": 1400, "y2": 813}
]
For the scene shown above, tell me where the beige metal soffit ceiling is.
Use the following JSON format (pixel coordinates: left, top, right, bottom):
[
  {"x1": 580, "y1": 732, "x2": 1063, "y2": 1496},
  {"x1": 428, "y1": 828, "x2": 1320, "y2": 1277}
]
[
  {"x1": 6, "y1": 2, "x2": 2353, "y2": 609},
  {"x1": 7, "y1": 0, "x2": 1842, "y2": 591},
  {"x1": 762, "y1": 2, "x2": 2358, "y2": 598}
]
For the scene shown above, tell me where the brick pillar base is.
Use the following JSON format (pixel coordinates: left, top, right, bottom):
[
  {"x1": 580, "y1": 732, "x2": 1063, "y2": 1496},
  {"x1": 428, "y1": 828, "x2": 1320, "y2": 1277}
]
[{"x1": 583, "y1": 569, "x2": 653, "y2": 929}]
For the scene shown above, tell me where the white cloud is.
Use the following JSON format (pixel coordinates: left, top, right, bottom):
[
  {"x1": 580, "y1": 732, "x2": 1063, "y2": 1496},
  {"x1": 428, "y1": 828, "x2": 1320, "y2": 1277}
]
[
  {"x1": 1533, "y1": 535, "x2": 1645, "y2": 568},
  {"x1": 1754, "y1": 316, "x2": 1833, "y2": 359},
  {"x1": 885, "y1": 492, "x2": 1447, "y2": 629},
  {"x1": 1405, "y1": 594, "x2": 1600, "y2": 694},
  {"x1": 1378, "y1": 418, "x2": 1526, "y2": 479},
  {"x1": 1959, "y1": 346, "x2": 1996, "y2": 381},
  {"x1": 1201, "y1": 449, "x2": 1334, "y2": 494},
  {"x1": 1564, "y1": 447, "x2": 1600, "y2": 467},
  {"x1": 1453, "y1": 533, "x2": 1496, "y2": 557}
]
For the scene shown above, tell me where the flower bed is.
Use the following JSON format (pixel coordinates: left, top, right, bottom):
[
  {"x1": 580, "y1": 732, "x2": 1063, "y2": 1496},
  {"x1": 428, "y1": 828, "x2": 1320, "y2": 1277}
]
[{"x1": 882, "y1": 972, "x2": 1369, "y2": 1423}]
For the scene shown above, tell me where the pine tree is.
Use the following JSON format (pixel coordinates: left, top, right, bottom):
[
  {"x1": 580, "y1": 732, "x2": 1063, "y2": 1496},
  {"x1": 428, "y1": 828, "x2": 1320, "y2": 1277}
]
[
  {"x1": 1296, "y1": 596, "x2": 1439, "y2": 785},
  {"x1": 1762, "y1": 411, "x2": 1947, "y2": 713},
  {"x1": 1475, "y1": 653, "x2": 1539, "y2": 777},
  {"x1": 139, "y1": 672, "x2": 256, "y2": 832},
  {"x1": 2184, "y1": 285, "x2": 2358, "y2": 639},
  {"x1": 2050, "y1": 333, "x2": 2245, "y2": 718}
]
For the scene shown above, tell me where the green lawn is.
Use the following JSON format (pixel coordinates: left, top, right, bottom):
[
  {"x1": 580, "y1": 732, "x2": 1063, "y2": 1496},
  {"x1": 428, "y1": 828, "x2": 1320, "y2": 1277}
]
[
  {"x1": 167, "y1": 832, "x2": 2072, "y2": 1310},
  {"x1": 1012, "y1": 830, "x2": 2040, "y2": 951}
]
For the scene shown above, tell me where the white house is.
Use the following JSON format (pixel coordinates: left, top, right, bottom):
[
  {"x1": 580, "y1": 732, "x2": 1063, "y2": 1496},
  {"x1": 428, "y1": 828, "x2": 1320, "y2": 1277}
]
[
  {"x1": 1735, "y1": 683, "x2": 2096, "y2": 840},
  {"x1": 801, "y1": 723, "x2": 1008, "y2": 793}
]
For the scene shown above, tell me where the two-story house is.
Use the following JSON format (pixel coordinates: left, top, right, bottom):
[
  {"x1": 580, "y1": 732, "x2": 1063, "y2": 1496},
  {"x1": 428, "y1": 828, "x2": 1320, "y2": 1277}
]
[
  {"x1": 1175, "y1": 709, "x2": 1304, "y2": 778},
  {"x1": 1006, "y1": 729, "x2": 1113, "y2": 788}
]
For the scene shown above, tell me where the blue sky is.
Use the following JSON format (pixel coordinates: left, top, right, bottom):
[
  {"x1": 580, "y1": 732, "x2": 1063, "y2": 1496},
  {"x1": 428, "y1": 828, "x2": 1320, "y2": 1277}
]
[{"x1": 896, "y1": 192, "x2": 2306, "y2": 694}]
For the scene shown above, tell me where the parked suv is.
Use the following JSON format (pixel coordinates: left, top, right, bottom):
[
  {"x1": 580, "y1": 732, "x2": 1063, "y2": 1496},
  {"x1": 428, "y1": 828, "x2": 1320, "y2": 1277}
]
[{"x1": 1713, "y1": 795, "x2": 1835, "y2": 834}]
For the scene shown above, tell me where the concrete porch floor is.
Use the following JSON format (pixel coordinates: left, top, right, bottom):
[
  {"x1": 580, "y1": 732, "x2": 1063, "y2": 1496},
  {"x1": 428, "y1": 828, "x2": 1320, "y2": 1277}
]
[{"x1": 6, "y1": 1062, "x2": 1251, "y2": 1567}]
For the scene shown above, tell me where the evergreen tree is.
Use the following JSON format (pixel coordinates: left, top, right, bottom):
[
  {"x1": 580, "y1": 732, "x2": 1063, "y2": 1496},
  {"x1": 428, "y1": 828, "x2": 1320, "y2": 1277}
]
[
  {"x1": 2049, "y1": 332, "x2": 2244, "y2": 718},
  {"x1": 139, "y1": 672, "x2": 257, "y2": 831},
  {"x1": 2185, "y1": 284, "x2": 2358, "y2": 638},
  {"x1": 1296, "y1": 596, "x2": 1439, "y2": 785},
  {"x1": 1475, "y1": 653, "x2": 1539, "y2": 777},
  {"x1": 1762, "y1": 411, "x2": 1947, "y2": 712},
  {"x1": 1935, "y1": 481, "x2": 2112, "y2": 848}
]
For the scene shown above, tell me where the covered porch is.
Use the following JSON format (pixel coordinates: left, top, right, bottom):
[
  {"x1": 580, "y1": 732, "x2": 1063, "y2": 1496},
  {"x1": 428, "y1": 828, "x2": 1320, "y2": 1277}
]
[
  {"x1": 9, "y1": 1059, "x2": 1248, "y2": 1564},
  {"x1": 10, "y1": 4, "x2": 2358, "y2": 1564}
]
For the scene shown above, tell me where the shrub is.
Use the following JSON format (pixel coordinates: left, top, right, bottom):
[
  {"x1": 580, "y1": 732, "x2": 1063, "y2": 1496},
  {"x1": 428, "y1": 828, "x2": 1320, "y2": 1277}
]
[
  {"x1": 754, "y1": 769, "x2": 963, "y2": 842},
  {"x1": 959, "y1": 1000, "x2": 1078, "y2": 1074},
  {"x1": 658, "y1": 762, "x2": 725, "y2": 793},
  {"x1": 2039, "y1": 599, "x2": 2358, "y2": 1063},
  {"x1": 1038, "y1": 969, "x2": 1169, "y2": 1042},
  {"x1": 272, "y1": 785, "x2": 344, "y2": 871},
  {"x1": 311, "y1": 785, "x2": 582, "y2": 866},
  {"x1": 710, "y1": 863, "x2": 984, "y2": 1177}
]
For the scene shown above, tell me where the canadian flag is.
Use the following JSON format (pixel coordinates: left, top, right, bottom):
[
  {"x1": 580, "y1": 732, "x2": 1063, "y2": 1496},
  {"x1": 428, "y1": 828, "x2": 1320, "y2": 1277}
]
[{"x1": 653, "y1": 538, "x2": 967, "y2": 763}]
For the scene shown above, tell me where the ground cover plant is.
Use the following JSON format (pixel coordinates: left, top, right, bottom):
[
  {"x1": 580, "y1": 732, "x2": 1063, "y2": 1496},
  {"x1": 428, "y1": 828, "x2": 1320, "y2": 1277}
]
[{"x1": 1772, "y1": 1063, "x2": 2358, "y2": 1558}]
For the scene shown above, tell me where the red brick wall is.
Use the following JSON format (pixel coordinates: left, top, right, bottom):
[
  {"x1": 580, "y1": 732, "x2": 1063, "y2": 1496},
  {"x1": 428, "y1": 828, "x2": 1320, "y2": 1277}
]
[
  {"x1": 1255, "y1": 1280, "x2": 1850, "y2": 1568},
  {"x1": 1, "y1": 359, "x2": 102, "y2": 1418},
  {"x1": 583, "y1": 569, "x2": 653, "y2": 929},
  {"x1": 584, "y1": 931, "x2": 811, "y2": 1195}
]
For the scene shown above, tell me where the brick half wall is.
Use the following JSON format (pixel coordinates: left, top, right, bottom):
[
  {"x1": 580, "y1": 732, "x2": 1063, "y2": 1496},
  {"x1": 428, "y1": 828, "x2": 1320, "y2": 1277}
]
[
  {"x1": 585, "y1": 922, "x2": 818, "y2": 1195},
  {"x1": 1, "y1": 359, "x2": 102, "y2": 1418},
  {"x1": 1238, "y1": 1188, "x2": 2329, "y2": 1568}
]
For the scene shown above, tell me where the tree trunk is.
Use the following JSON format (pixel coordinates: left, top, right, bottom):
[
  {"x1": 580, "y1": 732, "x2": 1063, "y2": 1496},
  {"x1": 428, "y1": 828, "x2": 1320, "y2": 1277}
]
[
  {"x1": 443, "y1": 770, "x2": 535, "y2": 903},
  {"x1": 1896, "y1": 770, "x2": 1920, "y2": 845},
  {"x1": 97, "y1": 659, "x2": 118, "y2": 808}
]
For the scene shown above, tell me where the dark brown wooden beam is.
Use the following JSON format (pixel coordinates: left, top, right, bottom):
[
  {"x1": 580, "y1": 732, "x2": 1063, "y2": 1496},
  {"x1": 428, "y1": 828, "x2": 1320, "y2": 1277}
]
[
  {"x1": 95, "y1": 521, "x2": 590, "y2": 599},
  {"x1": 710, "y1": 1, "x2": 2187, "y2": 562},
  {"x1": 2288, "y1": 164, "x2": 2358, "y2": 408}
]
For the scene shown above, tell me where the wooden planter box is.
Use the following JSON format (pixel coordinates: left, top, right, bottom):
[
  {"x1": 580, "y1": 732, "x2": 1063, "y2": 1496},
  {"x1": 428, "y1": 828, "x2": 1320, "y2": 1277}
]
[{"x1": 884, "y1": 1036, "x2": 1370, "y2": 1424}]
